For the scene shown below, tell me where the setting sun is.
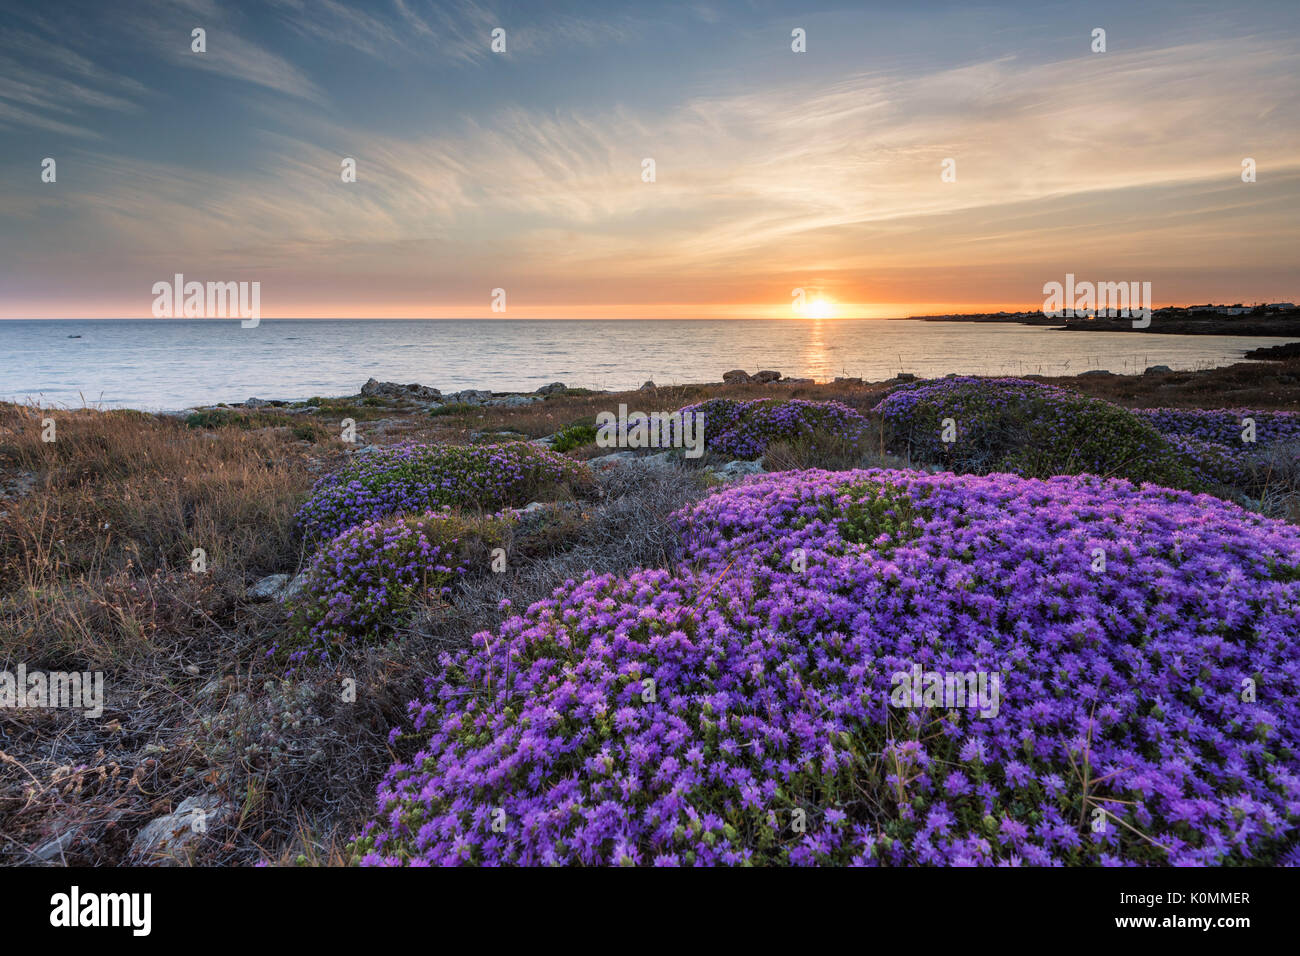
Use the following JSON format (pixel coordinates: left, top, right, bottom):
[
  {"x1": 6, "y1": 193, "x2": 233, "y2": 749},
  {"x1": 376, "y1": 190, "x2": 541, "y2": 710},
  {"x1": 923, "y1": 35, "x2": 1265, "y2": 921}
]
[{"x1": 808, "y1": 298, "x2": 834, "y2": 319}]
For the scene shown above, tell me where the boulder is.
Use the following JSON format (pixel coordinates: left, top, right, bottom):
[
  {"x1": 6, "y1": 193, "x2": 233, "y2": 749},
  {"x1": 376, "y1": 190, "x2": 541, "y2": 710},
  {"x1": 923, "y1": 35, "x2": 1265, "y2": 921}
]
[
  {"x1": 445, "y1": 389, "x2": 493, "y2": 405},
  {"x1": 360, "y1": 378, "x2": 442, "y2": 401},
  {"x1": 895, "y1": 373, "x2": 918, "y2": 383},
  {"x1": 1144, "y1": 365, "x2": 1173, "y2": 375},
  {"x1": 498, "y1": 395, "x2": 541, "y2": 406},
  {"x1": 639, "y1": 380, "x2": 657, "y2": 390},
  {"x1": 535, "y1": 382, "x2": 567, "y2": 395},
  {"x1": 783, "y1": 377, "x2": 814, "y2": 384},
  {"x1": 833, "y1": 377, "x2": 863, "y2": 385},
  {"x1": 1080, "y1": 370, "x2": 1114, "y2": 377},
  {"x1": 753, "y1": 370, "x2": 782, "y2": 384},
  {"x1": 722, "y1": 370, "x2": 751, "y2": 384}
]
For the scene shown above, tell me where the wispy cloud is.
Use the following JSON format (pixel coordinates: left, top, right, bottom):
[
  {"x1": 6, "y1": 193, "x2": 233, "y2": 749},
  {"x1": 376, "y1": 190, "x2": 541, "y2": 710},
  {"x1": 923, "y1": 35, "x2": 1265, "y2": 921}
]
[{"x1": 271, "y1": 0, "x2": 637, "y2": 66}]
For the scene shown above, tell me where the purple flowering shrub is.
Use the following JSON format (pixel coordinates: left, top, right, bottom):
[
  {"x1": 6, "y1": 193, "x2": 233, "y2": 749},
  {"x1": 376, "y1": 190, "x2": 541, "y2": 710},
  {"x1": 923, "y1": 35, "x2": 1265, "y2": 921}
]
[
  {"x1": 1136, "y1": 409, "x2": 1300, "y2": 493},
  {"x1": 1134, "y1": 408, "x2": 1300, "y2": 449},
  {"x1": 675, "y1": 398, "x2": 869, "y2": 460},
  {"x1": 296, "y1": 442, "x2": 594, "y2": 540},
  {"x1": 280, "y1": 509, "x2": 512, "y2": 666},
  {"x1": 355, "y1": 469, "x2": 1300, "y2": 866},
  {"x1": 1164, "y1": 435, "x2": 1255, "y2": 490},
  {"x1": 873, "y1": 377, "x2": 1201, "y2": 489}
]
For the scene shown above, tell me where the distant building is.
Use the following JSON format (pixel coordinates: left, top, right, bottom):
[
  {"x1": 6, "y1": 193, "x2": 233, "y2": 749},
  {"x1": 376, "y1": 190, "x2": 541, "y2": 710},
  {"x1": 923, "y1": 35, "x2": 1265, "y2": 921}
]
[{"x1": 1265, "y1": 302, "x2": 1295, "y2": 309}]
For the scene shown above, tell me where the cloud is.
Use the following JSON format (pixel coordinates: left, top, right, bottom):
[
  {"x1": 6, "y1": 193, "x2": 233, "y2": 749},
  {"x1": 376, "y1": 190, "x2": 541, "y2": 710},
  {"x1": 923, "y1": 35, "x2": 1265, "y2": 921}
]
[
  {"x1": 2, "y1": 15, "x2": 1297, "y2": 314},
  {"x1": 271, "y1": 0, "x2": 637, "y2": 66}
]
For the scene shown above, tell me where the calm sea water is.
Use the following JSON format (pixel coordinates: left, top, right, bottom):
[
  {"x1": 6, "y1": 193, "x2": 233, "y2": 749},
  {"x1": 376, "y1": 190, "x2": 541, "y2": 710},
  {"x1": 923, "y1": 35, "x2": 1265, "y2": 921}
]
[{"x1": 2, "y1": 318, "x2": 1294, "y2": 411}]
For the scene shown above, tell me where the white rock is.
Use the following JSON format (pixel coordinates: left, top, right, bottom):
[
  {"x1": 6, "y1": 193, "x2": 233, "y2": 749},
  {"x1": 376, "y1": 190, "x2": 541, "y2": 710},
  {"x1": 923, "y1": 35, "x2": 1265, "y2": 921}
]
[
  {"x1": 247, "y1": 572, "x2": 307, "y2": 602},
  {"x1": 130, "y1": 793, "x2": 232, "y2": 865},
  {"x1": 33, "y1": 829, "x2": 78, "y2": 862},
  {"x1": 247, "y1": 574, "x2": 289, "y2": 600},
  {"x1": 708, "y1": 460, "x2": 765, "y2": 481}
]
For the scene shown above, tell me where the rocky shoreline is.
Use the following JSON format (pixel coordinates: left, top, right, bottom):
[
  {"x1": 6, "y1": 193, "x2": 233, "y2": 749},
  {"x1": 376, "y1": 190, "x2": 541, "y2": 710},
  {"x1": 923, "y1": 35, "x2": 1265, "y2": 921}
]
[
  {"x1": 170, "y1": 369, "x2": 908, "y2": 417},
  {"x1": 164, "y1": 352, "x2": 1300, "y2": 421}
]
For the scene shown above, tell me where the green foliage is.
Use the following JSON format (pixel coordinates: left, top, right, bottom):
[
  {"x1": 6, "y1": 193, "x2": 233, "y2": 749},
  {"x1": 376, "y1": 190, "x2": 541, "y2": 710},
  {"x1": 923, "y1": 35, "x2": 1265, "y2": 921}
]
[
  {"x1": 876, "y1": 378, "x2": 1202, "y2": 490},
  {"x1": 550, "y1": 421, "x2": 598, "y2": 453}
]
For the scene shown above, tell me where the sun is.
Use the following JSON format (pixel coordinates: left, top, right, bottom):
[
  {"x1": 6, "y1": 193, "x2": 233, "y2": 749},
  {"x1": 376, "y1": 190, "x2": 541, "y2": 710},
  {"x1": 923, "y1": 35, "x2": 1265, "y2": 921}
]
[{"x1": 807, "y1": 298, "x2": 834, "y2": 319}]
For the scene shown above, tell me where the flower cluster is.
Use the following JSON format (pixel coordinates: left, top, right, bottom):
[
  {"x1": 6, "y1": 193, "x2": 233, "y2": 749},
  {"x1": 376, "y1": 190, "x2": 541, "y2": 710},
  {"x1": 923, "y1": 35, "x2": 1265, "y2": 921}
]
[
  {"x1": 872, "y1": 377, "x2": 1200, "y2": 489},
  {"x1": 1163, "y1": 435, "x2": 1255, "y2": 490},
  {"x1": 355, "y1": 469, "x2": 1300, "y2": 866},
  {"x1": 296, "y1": 442, "x2": 593, "y2": 541},
  {"x1": 1134, "y1": 408, "x2": 1300, "y2": 450},
  {"x1": 280, "y1": 510, "x2": 512, "y2": 666},
  {"x1": 675, "y1": 398, "x2": 869, "y2": 460}
]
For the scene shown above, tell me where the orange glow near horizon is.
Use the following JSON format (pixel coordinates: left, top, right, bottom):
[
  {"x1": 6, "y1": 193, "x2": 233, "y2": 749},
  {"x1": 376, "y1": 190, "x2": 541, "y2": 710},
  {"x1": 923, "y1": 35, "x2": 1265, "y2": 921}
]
[{"x1": 0, "y1": 299, "x2": 1070, "y2": 320}]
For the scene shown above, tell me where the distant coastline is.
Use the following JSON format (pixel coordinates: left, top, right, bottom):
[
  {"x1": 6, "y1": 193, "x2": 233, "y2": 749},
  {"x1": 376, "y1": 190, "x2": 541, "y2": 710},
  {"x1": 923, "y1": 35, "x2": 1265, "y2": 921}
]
[{"x1": 899, "y1": 304, "x2": 1300, "y2": 338}]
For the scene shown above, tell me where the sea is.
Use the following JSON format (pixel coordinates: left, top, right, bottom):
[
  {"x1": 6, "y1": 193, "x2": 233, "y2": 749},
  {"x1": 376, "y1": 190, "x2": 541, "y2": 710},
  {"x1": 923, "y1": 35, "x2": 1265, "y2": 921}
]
[{"x1": 1, "y1": 318, "x2": 1294, "y2": 412}]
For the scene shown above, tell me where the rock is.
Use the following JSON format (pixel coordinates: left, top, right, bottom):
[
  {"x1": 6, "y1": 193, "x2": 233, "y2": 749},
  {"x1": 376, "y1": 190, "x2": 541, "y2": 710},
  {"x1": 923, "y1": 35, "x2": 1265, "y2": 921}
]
[
  {"x1": 1244, "y1": 341, "x2": 1300, "y2": 361},
  {"x1": 471, "y1": 430, "x2": 526, "y2": 441},
  {"x1": 535, "y1": 382, "x2": 567, "y2": 395},
  {"x1": 498, "y1": 395, "x2": 540, "y2": 407},
  {"x1": 833, "y1": 377, "x2": 863, "y2": 385},
  {"x1": 33, "y1": 829, "x2": 78, "y2": 862},
  {"x1": 722, "y1": 370, "x2": 752, "y2": 384},
  {"x1": 445, "y1": 389, "x2": 493, "y2": 405},
  {"x1": 1080, "y1": 370, "x2": 1114, "y2": 377},
  {"x1": 247, "y1": 572, "x2": 307, "y2": 602},
  {"x1": 590, "y1": 451, "x2": 639, "y2": 471},
  {"x1": 130, "y1": 793, "x2": 233, "y2": 865},
  {"x1": 895, "y1": 373, "x2": 918, "y2": 383},
  {"x1": 783, "y1": 377, "x2": 813, "y2": 384},
  {"x1": 708, "y1": 460, "x2": 765, "y2": 481},
  {"x1": 588, "y1": 451, "x2": 676, "y2": 472},
  {"x1": 360, "y1": 378, "x2": 442, "y2": 401},
  {"x1": 753, "y1": 370, "x2": 782, "y2": 384},
  {"x1": 244, "y1": 397, "x2": 271, "y2": 408},
  {"x1": 1144, "y1": 365, "x2": 1173, "y2": 375},
  {"x1": 247, "y1": 574, "x2": 289, "y2": 600},
  {"x1": 639, "y1": 380, "x2": 657, "y2": 390}
]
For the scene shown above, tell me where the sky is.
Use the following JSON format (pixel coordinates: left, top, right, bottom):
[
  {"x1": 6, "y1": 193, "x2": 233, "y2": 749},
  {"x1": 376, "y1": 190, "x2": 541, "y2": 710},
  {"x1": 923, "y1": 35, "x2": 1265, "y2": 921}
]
[{"x1": 1, "y1": 0, "x2": 1298, "y2": 319}]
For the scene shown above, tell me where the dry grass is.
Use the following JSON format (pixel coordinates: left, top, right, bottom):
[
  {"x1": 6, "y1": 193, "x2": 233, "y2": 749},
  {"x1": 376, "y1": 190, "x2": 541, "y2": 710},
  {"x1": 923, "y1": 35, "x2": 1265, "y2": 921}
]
[
  {"x1": 1044, "y1": 357, "x2": 1300, "y2": 410},
  {"x1": 0, "y1": 399, "x2": 712, "y2": 867}
]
